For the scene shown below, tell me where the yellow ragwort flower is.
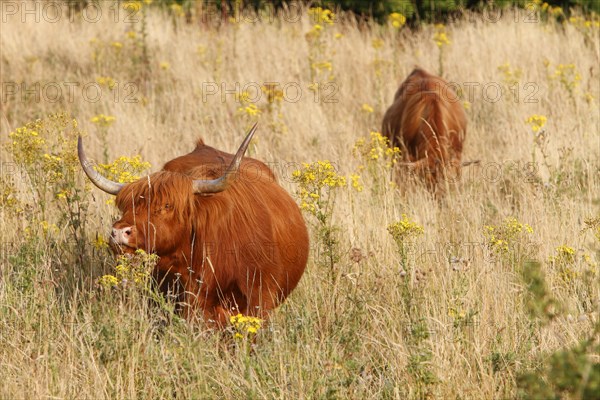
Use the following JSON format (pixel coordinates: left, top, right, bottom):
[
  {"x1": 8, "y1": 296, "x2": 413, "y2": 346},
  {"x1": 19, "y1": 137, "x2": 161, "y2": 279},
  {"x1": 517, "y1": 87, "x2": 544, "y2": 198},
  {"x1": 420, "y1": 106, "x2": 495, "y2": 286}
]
[{"x1": 525, "y1": 114, "x2": 547, "y2": 133}]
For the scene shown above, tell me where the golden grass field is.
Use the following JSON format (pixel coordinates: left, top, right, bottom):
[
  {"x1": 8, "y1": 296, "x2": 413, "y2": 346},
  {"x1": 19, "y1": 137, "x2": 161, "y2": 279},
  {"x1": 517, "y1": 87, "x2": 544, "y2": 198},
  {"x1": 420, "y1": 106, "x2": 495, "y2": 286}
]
[{"x1": 0, "y1": 1, "x2": 599, "y2": 398}]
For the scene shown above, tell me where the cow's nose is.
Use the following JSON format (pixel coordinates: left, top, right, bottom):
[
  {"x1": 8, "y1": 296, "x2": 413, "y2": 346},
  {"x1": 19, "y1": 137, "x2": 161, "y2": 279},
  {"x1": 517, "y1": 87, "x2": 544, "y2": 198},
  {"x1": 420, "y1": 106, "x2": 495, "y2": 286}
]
[
  {"x1": 112, "y1": 226, "x2": 134, "y2": 244},
  {"x1": 112, "y1": 227, "x2": 131, "y2": 236}
]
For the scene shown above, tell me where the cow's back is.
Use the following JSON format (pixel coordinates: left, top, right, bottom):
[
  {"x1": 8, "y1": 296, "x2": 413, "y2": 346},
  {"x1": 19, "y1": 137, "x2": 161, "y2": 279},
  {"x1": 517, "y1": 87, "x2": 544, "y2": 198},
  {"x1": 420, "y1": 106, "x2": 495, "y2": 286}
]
[
  {"x1": 163, "y1": 139, "x2": 276, "y2": 182},
  {"x1": 382, "y1": 68, "x2": 467, "y2": 184}
]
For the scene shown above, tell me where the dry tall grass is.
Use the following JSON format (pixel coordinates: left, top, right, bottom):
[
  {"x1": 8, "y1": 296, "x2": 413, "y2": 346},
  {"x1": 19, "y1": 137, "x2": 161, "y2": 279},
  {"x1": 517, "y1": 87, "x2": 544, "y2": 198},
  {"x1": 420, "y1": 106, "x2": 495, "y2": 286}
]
[{"x1": 1, "y1": 2, "x2": 599, "y2": 398}]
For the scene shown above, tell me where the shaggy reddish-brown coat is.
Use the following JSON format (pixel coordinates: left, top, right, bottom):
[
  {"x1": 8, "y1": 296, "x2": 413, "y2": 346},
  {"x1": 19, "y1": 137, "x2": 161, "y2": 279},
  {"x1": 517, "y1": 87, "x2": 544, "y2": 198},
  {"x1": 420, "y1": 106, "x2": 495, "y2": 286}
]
[
  {"x1": 109, "y1": 139, "x2": 309, "y2": 326},
  {"x1": 382, "y1": 68, "x2": 467, "y2": 186}
]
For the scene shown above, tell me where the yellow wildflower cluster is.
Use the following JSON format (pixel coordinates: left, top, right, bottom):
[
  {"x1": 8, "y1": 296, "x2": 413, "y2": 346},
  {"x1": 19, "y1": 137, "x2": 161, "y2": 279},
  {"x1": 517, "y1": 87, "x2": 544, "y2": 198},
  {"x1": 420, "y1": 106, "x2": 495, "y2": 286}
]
[
  {"x1": 235, "y1": 90, "x2": 252, "y2": 104},
  {"x1": 96, "y1": 76, "x2": 116, "y2": 90},
  {"x1": 229, "y1": 313, "x2": 263, "y2": 340},
  {"x1": 448, "y1": 306, "x2": 466, "y2": 320},
  {"x1": 484, "y1": 217, "x2": 533, "y2": 254},
  {"x1": 548, "y1": 245, "x2": 579, "y2": 283},
  {"x1": 111, "y1": 41, "x2": 123, "y2": 51},
  {"x1": 305, "y1": 8, "x2": 335, "y2": 85},
  {"x1": 569, "y1": 15, "x2": 600, "y2": 32},
  {"x1": 261, "y1": 84, "x2": 284, "y2": 104},
  {"x1": 98, "y1": 275, "x2": 119, "y2": 288},
  {"x1": 90, "y1": 114, "x2": 116, "y2": 128},
  {"x1": 237, "y1": 104, "x2": 261, "y2": 118},
  {"x1": 0, "y1": 177, "x2": 19, "y2": 211},
  {"x1": 582, "y1": 254, "x2": 599, "y2": 278},
  {"x1": 552, "y1": 63, "x2": 581, "y2": 94},
  {"x1": 525, "y1": 114, "x2": 547, "y2": 133},
  {"x1": 534, "y1": 1, "x2": 563, "y2": 17},
  {"x1": 349, "y1": 174, "x2": 363, "y2": 192},
  {"x1": 372, "y1": 38, "x2": 384, "y2": 50},
  {"x1": 352, "y1": 131, "x2": 401, "y2": 169},
  {"x1": 361, "y1": 103, "x2": 374, "y2": 113},
  {"x1": 98, "y1": 249, "x2": 158, "y2": 289},
  {"x1": 122, "y1": 0, "x2": 152, "y2": 12},
  {"x1": 548, "y1": 245, "x2": 576, "y2": 264},
  {"x1": 159, "y1": 61, "x2": 170, "y2": 70},
  {"x1": 170, "y1": 3, "x2": 185, "y2": 17},
  {"x1": 40, "y1": 220, "x2": 59, "y2": 235},
  {"x1": 312, "y1": 61, "x2": 333, "y2": 73},
  {"x1": 308, "y1": 7, "x2": 335, "y2": 25},
  {"x1": 497, "y1": 62, "x2": 522, "y2": 85},
  {"x1": 433, "y1": 24, "x2": 451, "y2": 48},
  {"x1": 584, "y1": 217, "x2": 600, "y2": 242},
  {"x1": 93, "y1": 235, "x2": 109, "y2": 250},
  {"x1": 95, "y1": 155, "x2": 151, "y2": 184},
  {"x1": 42, "y1": 153, "x2": 68, "y2": 186},
  {"x1": 389, "y1": 12, "x2": 406, "y2": 29},
  {"x1": 8, "y1": 125, "x2": 46, "y2": 165},
  {"x1": 387, "y1": 214, "x2": 425, "y2": 244},
  {"x1": 291, "y1": 161, "x2": 346, "y2": 215},
  {"x1": 306, "y1": 23, "x2": 324, "y2": 39},
  {"x1": 5, "y1": 114, "x2": 89, "y2": 241},
  {"x1": 7, "y1": 114, "x2": 82, "y2": 197}
]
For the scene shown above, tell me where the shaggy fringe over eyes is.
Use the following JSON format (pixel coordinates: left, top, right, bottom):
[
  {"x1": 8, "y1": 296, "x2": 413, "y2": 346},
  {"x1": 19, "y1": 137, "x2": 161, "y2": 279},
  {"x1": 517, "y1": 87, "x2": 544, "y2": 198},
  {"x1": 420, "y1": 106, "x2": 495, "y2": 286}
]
[{"x1": 115, "y1": 171, "x2": 196, "y2": 224}]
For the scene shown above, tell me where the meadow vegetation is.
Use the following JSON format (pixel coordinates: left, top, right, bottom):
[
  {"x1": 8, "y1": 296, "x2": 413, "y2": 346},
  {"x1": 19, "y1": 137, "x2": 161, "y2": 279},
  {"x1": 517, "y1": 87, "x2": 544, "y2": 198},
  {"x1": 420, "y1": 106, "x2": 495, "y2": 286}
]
[{"x1": 0, "y1": 1, "x2": 599, "y2": 398}]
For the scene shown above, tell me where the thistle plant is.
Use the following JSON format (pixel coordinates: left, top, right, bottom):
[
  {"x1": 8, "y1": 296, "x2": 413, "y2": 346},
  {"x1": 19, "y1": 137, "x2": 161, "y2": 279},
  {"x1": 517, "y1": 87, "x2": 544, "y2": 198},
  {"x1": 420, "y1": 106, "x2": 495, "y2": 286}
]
[{"x1": 292, "y1": 161, "x2": 346, "y2": 283}]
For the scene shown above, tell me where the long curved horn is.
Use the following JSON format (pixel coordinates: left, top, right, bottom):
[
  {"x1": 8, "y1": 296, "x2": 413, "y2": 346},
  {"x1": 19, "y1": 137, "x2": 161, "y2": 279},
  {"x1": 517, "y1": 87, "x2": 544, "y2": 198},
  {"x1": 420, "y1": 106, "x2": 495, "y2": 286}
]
[
  {"x1": 78, "y1": 136, "x2": 124, "y2": 195},
  {"x1": 192, "y1": 122, "x2": 258, "y2": 194}
]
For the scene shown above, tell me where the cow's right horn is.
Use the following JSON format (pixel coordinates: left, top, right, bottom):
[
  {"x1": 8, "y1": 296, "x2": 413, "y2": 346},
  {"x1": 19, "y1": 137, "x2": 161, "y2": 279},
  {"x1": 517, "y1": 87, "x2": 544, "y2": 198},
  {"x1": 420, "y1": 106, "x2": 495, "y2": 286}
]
[
  {"x1": 78, "y1": 136, "x2": 124, "y2": 195},
  {"x1": 192, "y1": 122, "x2": 258, "y2": 194}
]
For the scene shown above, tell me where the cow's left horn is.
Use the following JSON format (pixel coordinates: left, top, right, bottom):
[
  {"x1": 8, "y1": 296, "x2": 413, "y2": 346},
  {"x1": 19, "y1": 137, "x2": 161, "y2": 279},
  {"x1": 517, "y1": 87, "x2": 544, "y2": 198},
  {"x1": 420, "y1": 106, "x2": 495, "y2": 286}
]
[
  {"x1": 78, "y1": 136, "x2": 124, "y2": 195},
  {"x1": 192, "y1": 122, "x2": 258, "y2": 194}
]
